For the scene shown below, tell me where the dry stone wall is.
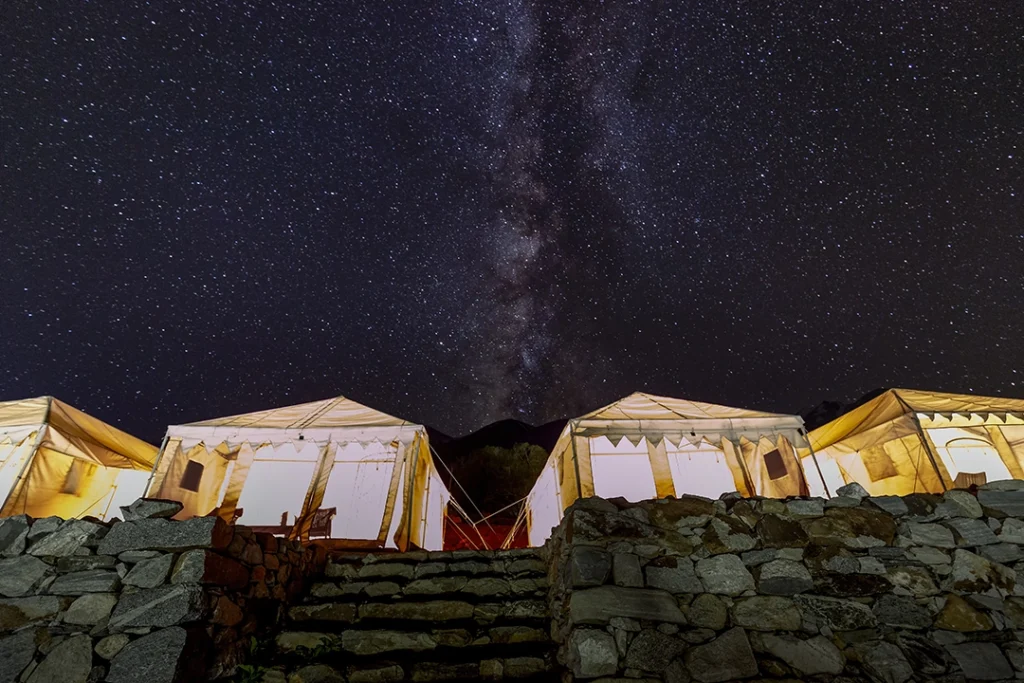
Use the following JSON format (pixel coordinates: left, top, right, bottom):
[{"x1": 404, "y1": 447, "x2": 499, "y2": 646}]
[
  {"x1": 10, "y1": 484, "x2": 1024, "y2": 683},
  {"x1": 0, "y1": 499, "x2": 325, "y2": 683},
  {"x1": 548, "y1": 482, "x2": 1024, "y2": 683}
]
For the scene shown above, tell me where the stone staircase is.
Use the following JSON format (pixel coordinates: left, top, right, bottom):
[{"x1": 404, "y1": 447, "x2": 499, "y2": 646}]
[{"x1": 268, "y1": 548, "x2": 556, "y2": 682}]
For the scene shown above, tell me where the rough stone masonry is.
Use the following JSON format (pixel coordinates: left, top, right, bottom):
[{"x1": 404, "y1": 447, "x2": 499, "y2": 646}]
[
  {"x1": 8, "y1": 482, "x2": 1024, "y2": 682},
  {"x1": 0, "y1": 498, "x2": 325, "y2": 683},
  {"x1": 549, "y1": 481, "x2": 1024, "y2": 683}
]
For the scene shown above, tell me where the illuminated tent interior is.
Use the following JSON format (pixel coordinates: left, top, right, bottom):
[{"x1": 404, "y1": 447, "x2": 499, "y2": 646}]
[
  {"x1": 518, "y1": 392, "x2": 812, "y2": 546},
  {"x1": 0, "y1": 396, "x2": 157, "y2": 520},
  {"x1": 146, "y1": 396, "x2": 450, "y2": 550},
  {"x1": 802, "y1": 388, "x2": 1024, "y2": 497}
]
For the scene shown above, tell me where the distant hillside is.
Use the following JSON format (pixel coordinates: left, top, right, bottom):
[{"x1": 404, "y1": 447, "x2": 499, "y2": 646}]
[
  {"x1": 428, "y1": 418, "x2": 568, "y2": 518},
  {"x1": 800, "y1": 387, "x2": 887, "y2": 432}
]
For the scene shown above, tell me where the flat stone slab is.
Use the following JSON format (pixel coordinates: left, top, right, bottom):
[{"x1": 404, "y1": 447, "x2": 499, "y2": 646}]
[
  {"x1": 757, "y1": 633, "x2": 844, "y2": 675},
  {"x1": 946, "y1": 641, "x2": 1014, "y2": 681},
  {"x1": 569, "y1": 629, "x2": 619, "y2": 678},
  {"x1": 0, "y1": 516, "x2": 30, "y2": 558},
  {"x1": 289, "y1": 603, "x2": 357, "y2": 623},
  {"x1": 685, "y1": 627, "x2": 758, "y2": 683},
  {"x1": 570, "y1": 547, "x2": 611, "y2": 587},
  {"x1": 943, "y1": 518, "x2": 999, "y2": 546},
  {"x1": 106, "y1": 626, "x2": 202, "y2": 683},
  {"x1": 27, "y1": 520, "x2": 106, "y2": 557},
  {"x1": 0, "y1": 556, "x2": 51, "y2": 597},
  {"x1": 97, "y1": 518, "x2": 232, "y2": 555},
  {"x1": 569, "y1": 586, "x2": 686, "y2": 625},
  {"x1": 795, "y1": 594, "x2": 877, "y2": 630},
  {"x1": 64, "y1": 593, "x2": 118, "y2": 626},
  {"x1": 25, "y1": 633, "x2": 93, "y2": 683},
  {"x1": 48, "y1": 570, "x2": 122, "y2": 596},
  {"x1": 695, "y1": 554, "x2": 755, "y2": 595},
  {"x1": 731, "y1": 596, "x2": 801, "y2": 631},
  {"x1": 108, "y1": 584, "x2": 205, "y2": 631},
  {"x1": 645, "y1": 562, "x2": 703, "y2": 595},
  {"x1": 0, "y1": 596, "x2": 66, "y2": 631},
  {"x1": 119, "y1": 499, "x2": 184, "y2": 522},
  {"x1": 978, "y1": 490, "x2": 1024, "y2": 517},
  {"x1": 756, "y1": 559, "x2": 813, "y2": 595},
  {"x1": 359, "y1": 601, "x2": 475, "y2": 622},
  {"x1": 123, "y1": 554, "x2": 174, "y2": 589},
  {"x1": 342, "y1": 630, "x2": 436, "y2": 656},
  {"x1": 0, "y1": 629, "x2": 37, "y2": 683},
  {"x1": 854, "y1": 641, "x2": 913, "y2": 683}
]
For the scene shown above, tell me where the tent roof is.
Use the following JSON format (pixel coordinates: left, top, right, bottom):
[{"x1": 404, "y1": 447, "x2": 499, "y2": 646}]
[
  {"x1": 808, "y1": 388, "x2": 1024, "y2": 452},
  {"x1": 892, "y1": 388, "x2": 1024, "y2": 416},
  {"x1": 182, "y1": 396, "x2": 415, "y2": 430},
  {"x1": 563, "y1": 392, "x2": 807, "y2": 447},
  {"x1": 0, "y1": 396, "x2": 157, "y2": 469},
  {"x1": 580, "y1": 392, "x2": 801, "y2": 422},
  {"x1": 166, "y1": 396, "x2": 426, "y2": 446}
]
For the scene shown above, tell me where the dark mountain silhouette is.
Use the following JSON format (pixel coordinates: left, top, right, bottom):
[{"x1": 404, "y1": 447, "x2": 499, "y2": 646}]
[
  {"x1": 426, "y1": 417, "x2": 569, "y2": 518},
  {"x1": 800, "y1": 387, "x2": 887, "y2": 432},
  {"x1": 430, "y1": 418, "x2": 567, "y2": 468}
]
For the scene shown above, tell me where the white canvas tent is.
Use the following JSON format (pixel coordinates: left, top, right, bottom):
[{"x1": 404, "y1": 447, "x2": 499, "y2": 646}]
[
  {"x1": 0, "y1": 396, "x2": 157, "y2": 520},
  {"x1": 802, "y1": 388, "x2": 1024, "y2": 497},
  {"x1": 521, "y1": 392, "x2": 812, "y2": 546},
  {"x1": 146, "y1": 396, "x2": 450, "y2": 550}
]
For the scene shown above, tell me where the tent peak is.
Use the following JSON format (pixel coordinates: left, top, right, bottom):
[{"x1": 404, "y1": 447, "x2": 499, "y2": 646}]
[
  {"x1": 179, "y1": 395, "x2": 420, "y2": 431},
  {"x1": 0, "y1": 395, "x2": 157, "y2": 472},
  {"x1": 583, "y1": 392, "x2": 805, "y2": 423}
]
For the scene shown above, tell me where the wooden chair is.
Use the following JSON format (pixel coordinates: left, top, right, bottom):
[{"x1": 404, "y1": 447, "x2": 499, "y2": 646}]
[
  {"x1": 309, "y1": 507, "x2": 337, "y2": 539},
  {"x1": 954, "y1": 472, "x2": 987, "y2": 489}
]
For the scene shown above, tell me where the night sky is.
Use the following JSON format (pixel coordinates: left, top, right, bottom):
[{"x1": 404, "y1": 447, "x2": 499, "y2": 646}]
[{"x1": 2, "y1": 1, "x2": 1022, "y2": 444}]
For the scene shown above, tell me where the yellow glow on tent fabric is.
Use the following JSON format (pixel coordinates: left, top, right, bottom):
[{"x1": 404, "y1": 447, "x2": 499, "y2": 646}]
[
  {"x1": 521, "y1": 392, "x2": 810, "y2": 546},
  {"x1": 802, "y1": 389, "x2": 1024, "y2": 495},
  {"x1": 0, "y1": 397, "x2": 157, "y2": 520},
  {"x1": 147, "y1": 396, "x2": 451, "y2": 551}
]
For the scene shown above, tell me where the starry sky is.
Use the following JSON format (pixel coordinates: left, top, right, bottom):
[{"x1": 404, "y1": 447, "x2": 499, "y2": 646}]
[{"x1": 1, "y1": 1, "x2": 1022, "y2": 444}]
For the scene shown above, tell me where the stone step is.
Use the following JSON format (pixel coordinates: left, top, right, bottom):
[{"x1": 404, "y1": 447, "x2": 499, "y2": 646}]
[
  {"x1": 270, "y1": 623, "x2": 557, "y2": 683},
  {"x1": 263, "y1": 549, "x2": 555, "y2": 682},
  {"x1": 262, "y1": 654, "x2": 558, "y2": 683},
  {"x1": 305, "y1": 575, "x2": 548, "y2": 603},
  {"x1": 287, "y1": 600, "x2": 549, "y2": 635},
  {"x1": 278, "y1": 628, "x2": 553, "y2": 657},
  {"x1": 329, "y1": 548, "x2": 545, "y2": 565},
  {"x1": 324, "y1": 555, "x2": 547, "y2": 581}
]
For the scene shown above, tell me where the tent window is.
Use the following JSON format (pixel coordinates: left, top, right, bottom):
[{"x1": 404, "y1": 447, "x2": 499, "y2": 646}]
[
  {"x1": 667, "y1": 448, "x2": 737, "y2": 500},
  {"x1": 180, "y1": 460, "x2": 205, "y2": 493},
  {"x1": 62, "y1": 460, "x2": 90, "y2": 495},
  {"x1": 591, "y1": 452, "x2": 657, "y2": 503},
  {"x1": 763, "y1": 449, "x2": 787, "y2": 480},
  {"x1": 940, "y1": 437, "x2": 1011, "y2": 486},
  {"x1": 861, "y1": 446, "x2": 898, "y2": 482}
]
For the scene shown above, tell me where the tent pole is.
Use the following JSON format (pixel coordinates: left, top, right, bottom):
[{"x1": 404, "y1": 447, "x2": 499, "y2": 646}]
[
  {"x1": 897, "y1": 396, "x2": 949, "y2": 492},
  {"x1": 0, "y1": 428, "x2": 46, "y2": 516},
  {"x1": 99, "y1": 477, "x2": 120, "y2": 521},
  {"x1": 569, "y1": 421, "x2": 583, "y2": 499},
  {"x1": 803, "y1": 435, "x2": 831, "y2": 498},
  {"x1": 405, "y1": 446, "x2": 419, "y2": 551},
  {"x1": 144, "y1": 435, "x2": 170, "y2": 498},
  {"x1": 4, "y1": 400, "x2": 56, "y2": 515},
  {"x1": 725, "y1": 435, "x2": 757, "y2": 497}
]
